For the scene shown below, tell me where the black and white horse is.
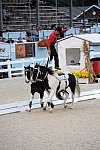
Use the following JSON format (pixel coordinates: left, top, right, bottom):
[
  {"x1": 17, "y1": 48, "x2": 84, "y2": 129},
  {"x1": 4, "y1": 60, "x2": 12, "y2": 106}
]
[
  {"x1": 25, "y1": 64, "x2": 80, "y2": 112},
  {"x1": 24, "y1": 65, "x2": 54, "y2": 111}
]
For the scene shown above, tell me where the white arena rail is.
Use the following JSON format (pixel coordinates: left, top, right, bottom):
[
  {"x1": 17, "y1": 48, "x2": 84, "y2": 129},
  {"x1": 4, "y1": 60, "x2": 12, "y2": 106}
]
[
  {"x1": 0, "y1": 89, "x2": 100, "y2": 115},
  {"x1": 0, "y1": 58, "x2": 54, "y2": 78}
]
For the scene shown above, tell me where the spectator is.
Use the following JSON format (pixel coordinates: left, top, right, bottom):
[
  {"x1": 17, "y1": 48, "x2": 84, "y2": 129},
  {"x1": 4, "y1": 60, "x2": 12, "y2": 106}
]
[
  {"x1": 17, "y1": 37, "x2": 23, "y2": 43},
  {"x1": 0, "y1": 37, "x2": 2, "y2": 42},
  {"x1": 2, "y1": 7, "x2": 10, "y2": 22},
  {"x1": 6, "y1": 38, "x2": 14, "y2": 44},
  {"x1": 32, "y1": 26, "x2": 39, "y2": 41},
  {"x1": 26, "y1": 30, "x2": 32, "y2": 37},
  {"x1": 27, "y1": 36, "x2": 33, "y2": 42},
  {"x1": 0, "y1": 30, "x2": 4, "y2": 37},
  {"x1": 51, "y1": 24, "x2": 56, "y2": 30},
  {"x1": 1, "y1": 38, "x2": 6, "y2": 43},
  {"x1": 22, "y1": 37, "x2": 26, "y2": 43}
]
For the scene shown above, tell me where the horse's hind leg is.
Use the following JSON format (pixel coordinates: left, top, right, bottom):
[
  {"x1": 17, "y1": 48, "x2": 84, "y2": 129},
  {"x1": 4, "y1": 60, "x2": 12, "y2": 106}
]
[
  {"x1": 72, "y1": 92, "x2": 74, "y2": 104},
  {"x1": 64, "y1": 92, "x2": 69, "y2": 109},
  {"x1": 68, "y1": 92, "x2": 75, "y2": 109}
]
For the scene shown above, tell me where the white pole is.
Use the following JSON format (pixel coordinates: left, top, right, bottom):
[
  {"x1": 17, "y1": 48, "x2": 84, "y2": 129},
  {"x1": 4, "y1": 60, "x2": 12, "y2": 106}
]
[{"x1": 22, "y1": 58, "x2": 25, "y2": 75}]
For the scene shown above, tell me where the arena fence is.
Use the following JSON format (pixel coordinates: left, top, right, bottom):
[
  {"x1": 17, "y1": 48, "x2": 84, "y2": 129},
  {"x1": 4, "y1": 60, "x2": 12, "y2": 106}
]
[
  {"x1": 0, "y1": 89, "x2": 100, "y2": 115},
  {"x1": 0, "y1": 58, "x2": 54, "y2": 78}
]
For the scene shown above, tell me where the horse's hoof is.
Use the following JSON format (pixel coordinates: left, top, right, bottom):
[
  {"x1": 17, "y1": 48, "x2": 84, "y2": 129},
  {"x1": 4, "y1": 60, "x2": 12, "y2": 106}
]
[
  {"x1": 68, "y1": 106, "x2": 73, "y2": 109},
  {"x1": 47, "y1": 102, "x2": 51, "y2": 107},
  {"x1": 64, "y1": 105, "x2": 68, "y2": 109},
  {"x1": 41, "y1": 102, "x2": 44, "y2": 108},
  {"x1": 69, "y1": 107, "x2": 73, "y2": 109},
  {"x1": 26, "y1": 108, "x2": 31, "y2": 112},
  {"x1": 49, "y1": 108, "x2": 53, "y2": 113},
  {"x1": 51, "y1": 103, "x2": 54, "y2": 108},
  {"x1": 43, "y1": 107, "x2": 46, "y2": 111},
  {"x1": 29, "y1": 101, "x2": 32, "y2": 108}
]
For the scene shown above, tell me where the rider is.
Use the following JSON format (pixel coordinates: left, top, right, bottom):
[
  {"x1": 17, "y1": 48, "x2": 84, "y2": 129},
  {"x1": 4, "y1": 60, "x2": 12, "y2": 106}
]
[{"x1": 48, "y1": 26, "x2": 68, "y2": 70}]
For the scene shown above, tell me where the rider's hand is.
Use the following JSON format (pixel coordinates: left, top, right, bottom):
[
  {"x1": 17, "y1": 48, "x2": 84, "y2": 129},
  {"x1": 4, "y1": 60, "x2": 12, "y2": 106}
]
[{"x1": 48, "y1": 49, "x2": 51, "y2": 56}]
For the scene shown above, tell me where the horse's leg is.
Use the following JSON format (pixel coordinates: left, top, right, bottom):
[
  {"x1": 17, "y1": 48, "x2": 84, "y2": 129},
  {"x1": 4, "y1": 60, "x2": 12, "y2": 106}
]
[
  {"x1": 71, "y1": 92, "x2": 75, "y2": 107},
  {"x1": 68, "y1": 92, "x2": 74, "y2": 109},
  {"x1": 40, "y1": 92, "x2": 44, "y2": 108},
  {"x1": 46, "y1": 90, "x2": 55, "y2": 112},
  {"x1": 75, "y1": 81, "x2": 80, "y2": 97},
  {"x1": 28, "y1": 94, "x2": 34, "y2": 111},
  {"x1": 64, "y1": 91, "x2": 69, "y2": 109},
  {"x1": 43, "y1": 90, "x2": 50, "y2": 111}
]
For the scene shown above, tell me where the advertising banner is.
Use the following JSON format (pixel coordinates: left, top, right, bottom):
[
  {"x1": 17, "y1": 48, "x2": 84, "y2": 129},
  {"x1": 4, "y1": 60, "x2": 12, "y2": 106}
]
[
  {"x1": 15, "y1": 43, "x2": 35, "y2": 58},
  {"x1": 0, "y1": 42, "x2": 10, "y2": 59}
]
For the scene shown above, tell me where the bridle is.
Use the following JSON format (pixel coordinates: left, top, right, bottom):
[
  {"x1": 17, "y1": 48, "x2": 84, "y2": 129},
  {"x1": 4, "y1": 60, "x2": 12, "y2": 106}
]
[
  {"x1": 25, "y1": 68, "x2": 33, "y2": 82},
  {"x1": 31, "y1": 66, "x2": 48, "y2": 83}
]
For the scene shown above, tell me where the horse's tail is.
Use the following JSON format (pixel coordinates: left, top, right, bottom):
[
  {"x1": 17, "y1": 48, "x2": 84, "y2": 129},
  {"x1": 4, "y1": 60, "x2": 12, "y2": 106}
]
[
  {"x1": 56, "y1": 81, "x2": 64, "y2": 100},
  {"x1": 68, "y1": 73, "x2": 80, "y2": 96}
]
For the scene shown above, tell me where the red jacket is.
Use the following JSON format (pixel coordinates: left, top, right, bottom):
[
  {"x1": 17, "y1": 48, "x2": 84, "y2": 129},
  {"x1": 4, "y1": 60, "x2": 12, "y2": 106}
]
[{"x1": 48, "y1": 29, "x2": 68, "y2": 50}]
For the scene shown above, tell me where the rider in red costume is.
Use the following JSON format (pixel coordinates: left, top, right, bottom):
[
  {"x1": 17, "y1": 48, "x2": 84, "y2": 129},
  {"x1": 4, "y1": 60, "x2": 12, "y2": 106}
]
[{"x1": 48, "y1": 26, "x2": 68, "y2": 69}]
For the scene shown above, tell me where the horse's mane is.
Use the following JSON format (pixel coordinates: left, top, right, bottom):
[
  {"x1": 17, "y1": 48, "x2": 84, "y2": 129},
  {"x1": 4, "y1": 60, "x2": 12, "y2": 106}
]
[
  {"x1": 47, "y1": 67, "x2": 54, "y2": 75},
  {"x1": 34, "y1": 63, "x2": 54, "y2": 75}
]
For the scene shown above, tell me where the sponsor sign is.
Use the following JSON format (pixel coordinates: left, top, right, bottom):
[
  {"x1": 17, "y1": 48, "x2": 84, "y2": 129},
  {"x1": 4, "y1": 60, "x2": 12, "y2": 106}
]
[
  {"x1": 0, "y1": 42, "x2": 10, "y2": 59},
  {"x1": 15, "y1": 43, "x2": 35, "y2": 58}
]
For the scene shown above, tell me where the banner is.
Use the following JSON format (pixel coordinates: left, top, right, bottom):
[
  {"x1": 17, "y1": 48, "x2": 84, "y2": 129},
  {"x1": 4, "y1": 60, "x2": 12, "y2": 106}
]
[
  {"x1": 15, "y1": 43, "x2": 35, "y2": 58},
  {"x1": 15, "y1": 44, "x2": 26, "y2": 58},
  {"x1": 0, "y1": 42, "x2": 10, "y2": 59}
]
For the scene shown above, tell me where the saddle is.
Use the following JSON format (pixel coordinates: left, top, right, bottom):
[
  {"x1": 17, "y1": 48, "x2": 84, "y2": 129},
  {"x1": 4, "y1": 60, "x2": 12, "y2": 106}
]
[
  {"x1": 56, "y1": 69, "x2": 68, "y2": 80},
  {"x1": 56, "y1": 69, "x2": 65, "y2": 76}
]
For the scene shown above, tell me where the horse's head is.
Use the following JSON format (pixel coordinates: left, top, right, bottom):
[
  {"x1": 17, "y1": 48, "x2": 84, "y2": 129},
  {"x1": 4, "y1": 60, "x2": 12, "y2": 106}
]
[
  {"x1": 24, "y1": 65, "x2": 33, "y2": 83},
  {"x1": 32, "y1": 64, "x2": 47, "y2": 82},
  {"x1": 25, "y1": 63, "x2": 54, "y2": 83}
]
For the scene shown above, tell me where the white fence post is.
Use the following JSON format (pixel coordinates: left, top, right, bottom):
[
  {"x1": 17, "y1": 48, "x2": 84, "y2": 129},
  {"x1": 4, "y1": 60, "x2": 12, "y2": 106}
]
[
  {"x1": 21, "y1": 59, "x2": 25, "y2": 75},
  {"x1": 7, "y1": 60, "x2": 12, "y2": 78}
]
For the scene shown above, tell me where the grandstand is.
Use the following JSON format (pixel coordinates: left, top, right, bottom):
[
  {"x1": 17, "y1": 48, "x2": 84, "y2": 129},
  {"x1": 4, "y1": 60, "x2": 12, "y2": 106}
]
[{"x1": 2, "y1": 0, "x2": 70, "y2": 31}]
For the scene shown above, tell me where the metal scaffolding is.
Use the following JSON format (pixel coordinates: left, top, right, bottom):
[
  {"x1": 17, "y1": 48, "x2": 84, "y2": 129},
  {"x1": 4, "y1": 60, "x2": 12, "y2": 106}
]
[{"x1": 0, "y1": 0, "x2": 3, "y2": 30}]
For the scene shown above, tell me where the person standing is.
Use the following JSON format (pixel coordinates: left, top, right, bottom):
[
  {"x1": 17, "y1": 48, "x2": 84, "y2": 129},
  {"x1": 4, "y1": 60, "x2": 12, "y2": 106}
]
[{"x1": 48, "y1": 26, "x2": 68, "y2": 69}]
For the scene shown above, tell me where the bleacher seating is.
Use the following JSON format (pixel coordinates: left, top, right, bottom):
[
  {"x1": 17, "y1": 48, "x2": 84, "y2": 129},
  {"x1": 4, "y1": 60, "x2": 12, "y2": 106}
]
[{"x1": 2, "y1": 0, "x2": 70, "y2": 31}]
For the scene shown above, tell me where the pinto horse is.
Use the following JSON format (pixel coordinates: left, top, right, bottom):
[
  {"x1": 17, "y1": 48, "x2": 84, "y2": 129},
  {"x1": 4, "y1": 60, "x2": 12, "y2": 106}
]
[
  {"x1": 24, "y1": 65, "x2": 54, "y2": 111},
  {"x1": 25, "y1": 64, "x2": 80, "y2": 112}
]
